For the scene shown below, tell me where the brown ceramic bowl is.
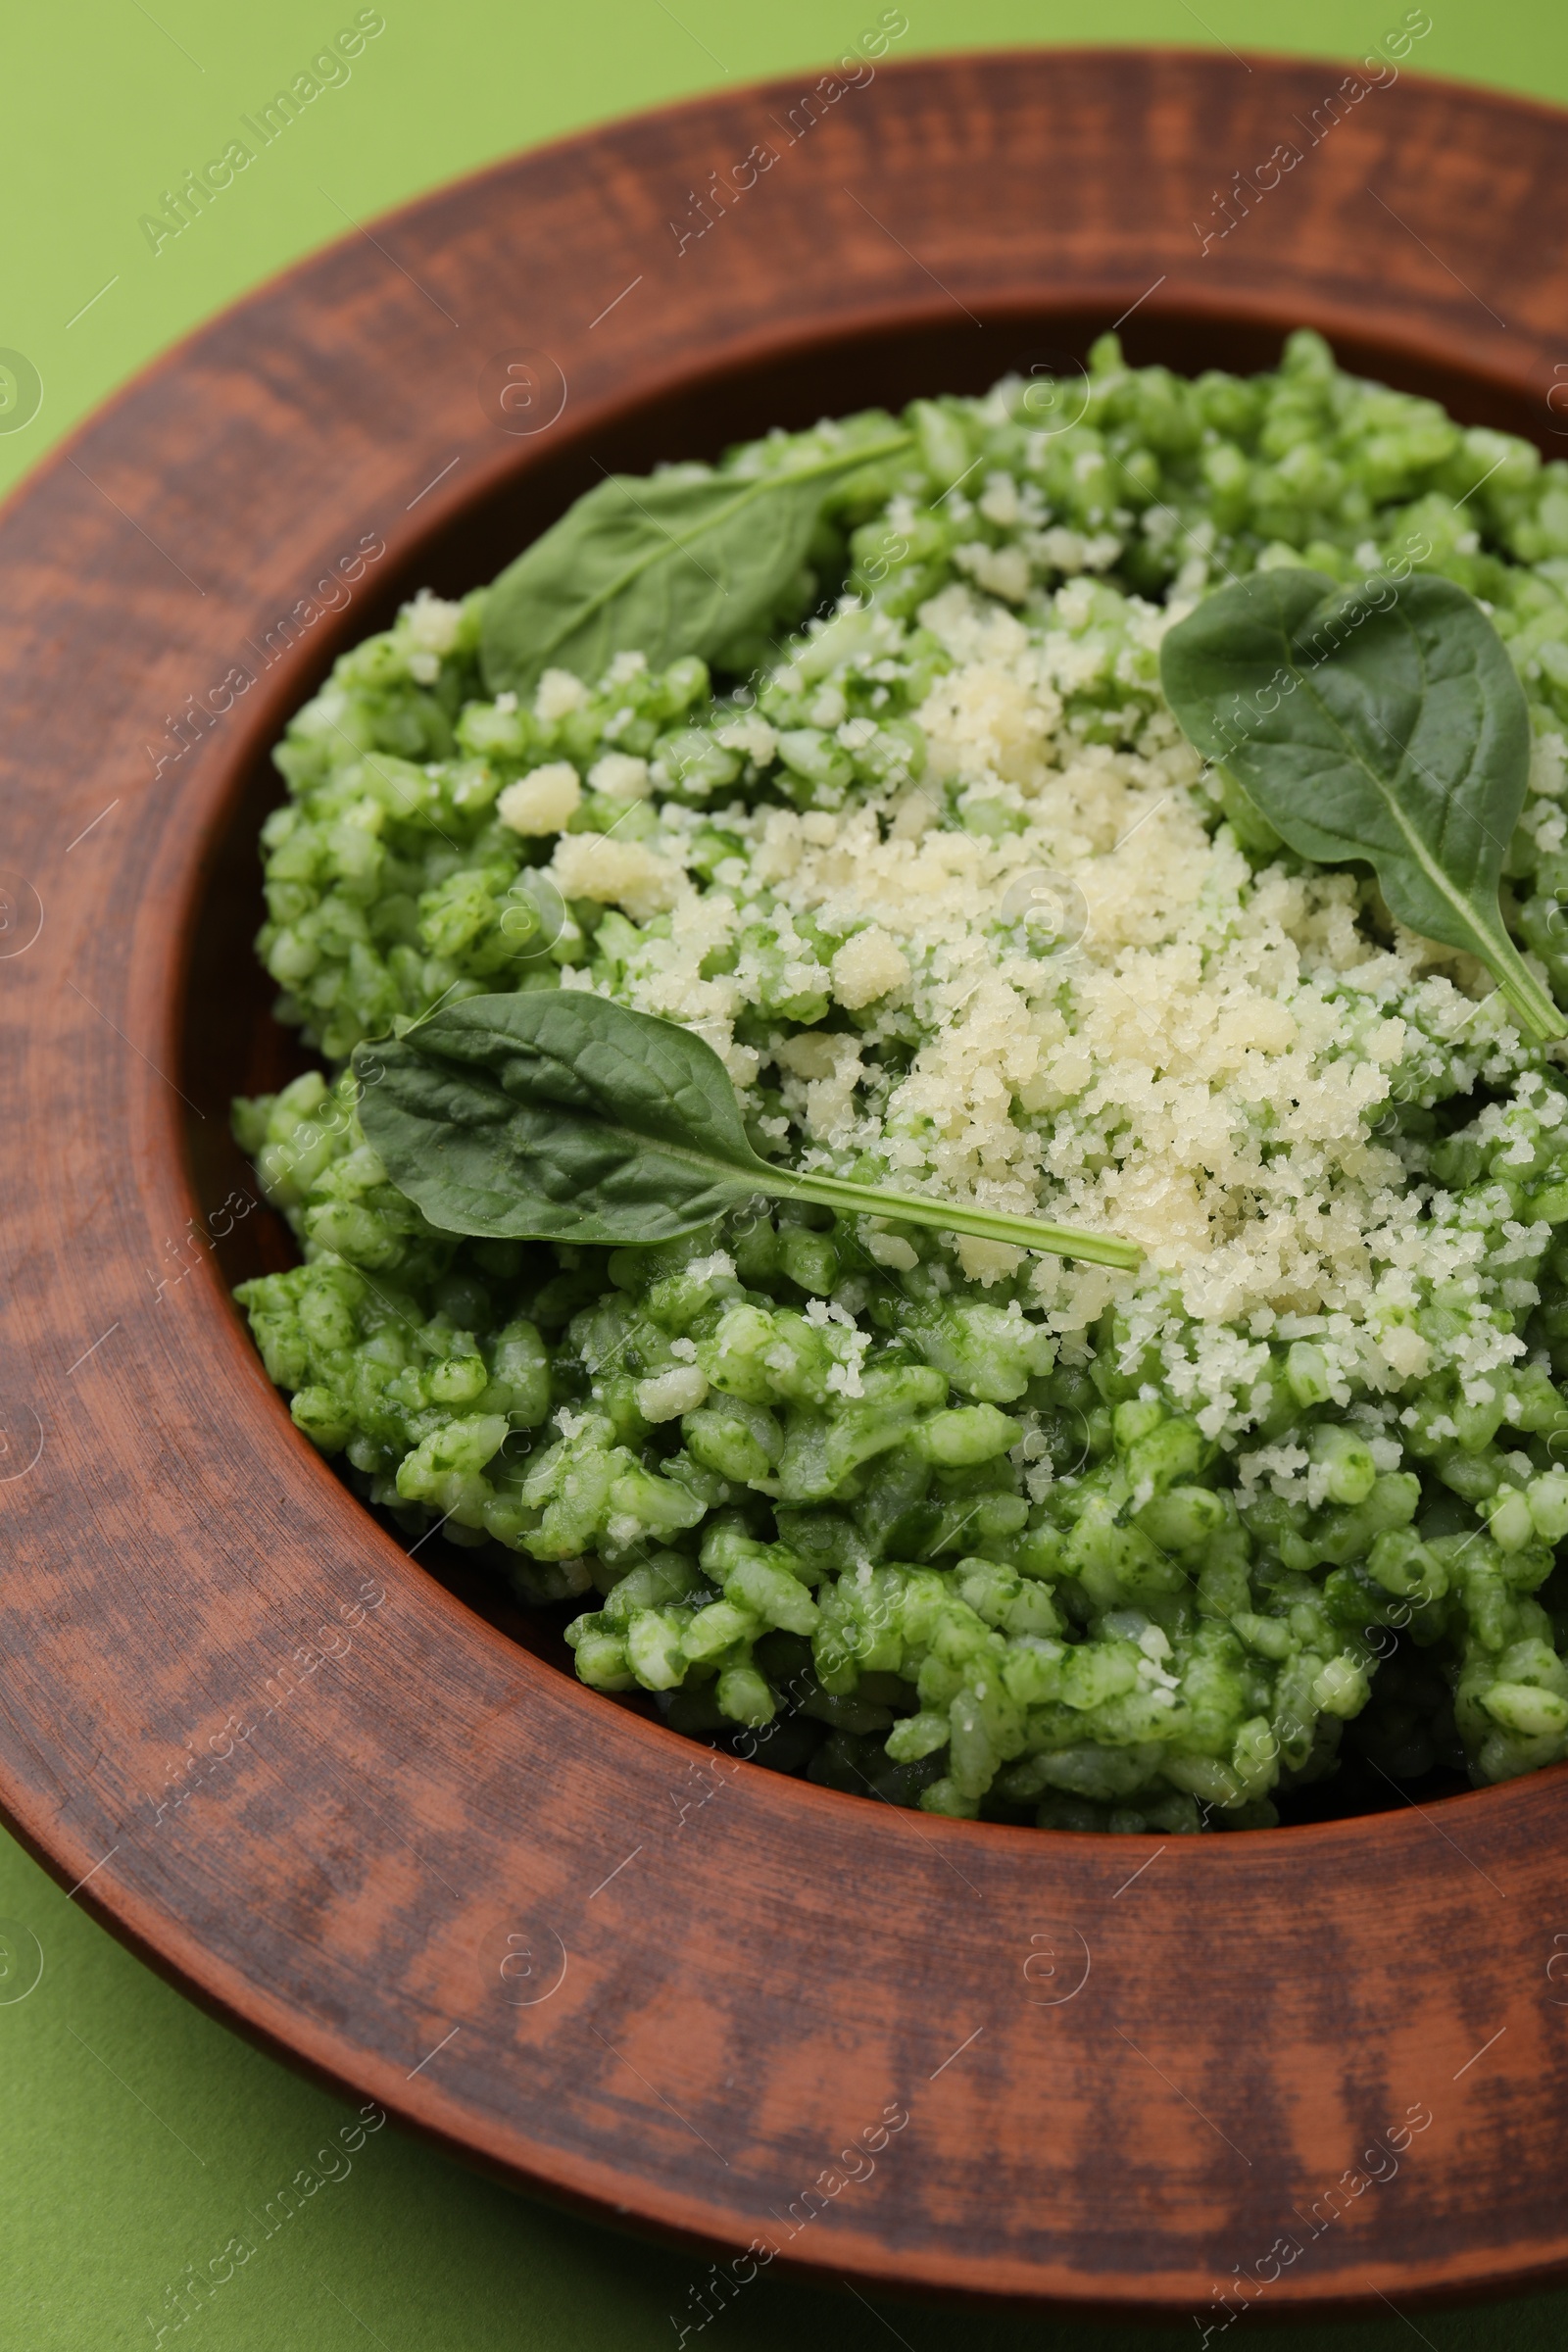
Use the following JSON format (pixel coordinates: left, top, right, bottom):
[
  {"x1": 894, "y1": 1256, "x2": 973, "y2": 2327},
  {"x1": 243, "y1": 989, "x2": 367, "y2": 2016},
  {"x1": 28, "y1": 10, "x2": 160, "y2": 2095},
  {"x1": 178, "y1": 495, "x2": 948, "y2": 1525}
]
[{"x1": 6, "y1": 46, "x2": 1568, "y2": 2322}]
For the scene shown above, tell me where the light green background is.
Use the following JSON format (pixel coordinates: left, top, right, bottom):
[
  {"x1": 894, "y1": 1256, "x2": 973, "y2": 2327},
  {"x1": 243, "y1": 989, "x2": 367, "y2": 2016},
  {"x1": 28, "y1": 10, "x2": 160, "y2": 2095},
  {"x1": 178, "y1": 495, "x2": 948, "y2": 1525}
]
[{"x1": 8, "y1": 4, "x2": 1568, "y2": 2345}]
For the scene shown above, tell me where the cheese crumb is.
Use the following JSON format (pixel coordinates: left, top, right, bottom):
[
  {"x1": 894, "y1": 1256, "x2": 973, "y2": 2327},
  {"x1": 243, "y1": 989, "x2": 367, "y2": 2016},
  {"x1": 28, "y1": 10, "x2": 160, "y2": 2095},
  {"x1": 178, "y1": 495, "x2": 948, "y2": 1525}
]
[
  {"x1": 497, "y1": 761, "x2": 581, "y2": 836},
  {"x1": 401, "y1": 591, "x2": 463, "y2": 682},
  {"x1": 635, "y1": 1365, "x2": 709, "y2": 1421},
  {"x1": 864, "y1": 1230, "x2": 919, "y2": 1271},
  {"x1": 588, "y1": 752, "x2": 653, "y2": 801},
  {"x1": 1379, "y1": 1324, "x2": 1431, "y2": 1379},
  {"x1": 551, "y1": 834, "x2": 682, "y2": 920},
  {"x1": 716, "y1": 715, "x2": 778, "y2": 765},
  {"x1": 955, "y1": 1237, "x2": 1024, "y2": 1286},
  {"x1": 955, "y1": 542, "x2": 1032, "y2": 603},
  {"x1": 534, "y1": 668, "x2": 591, "y2": 722},
  {"x1": 831, "y1": 926, "x2": 910, "y2": 1008},
  {"x1": 687, "y1": 1252, "x2": 737, "y2": 1284},
  {"x1": 1530, "y1": 732, "x2": 1567, "y2": 798}
]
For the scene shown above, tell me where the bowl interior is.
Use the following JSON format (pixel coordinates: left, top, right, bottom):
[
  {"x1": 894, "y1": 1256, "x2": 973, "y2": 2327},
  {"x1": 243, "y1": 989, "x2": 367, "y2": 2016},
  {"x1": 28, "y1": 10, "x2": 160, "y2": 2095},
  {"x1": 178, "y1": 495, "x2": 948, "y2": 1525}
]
[{"x1": 178, "y1": 294, "x2": 1559, "y2": 1803}]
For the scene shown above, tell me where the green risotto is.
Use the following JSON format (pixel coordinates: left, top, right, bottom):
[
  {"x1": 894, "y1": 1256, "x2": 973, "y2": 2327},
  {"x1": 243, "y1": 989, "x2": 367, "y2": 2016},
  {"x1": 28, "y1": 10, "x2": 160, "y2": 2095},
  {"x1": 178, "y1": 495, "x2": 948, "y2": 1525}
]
[{"x1": 235, "y1": 329, "x2": 1568, "y2": 1832}]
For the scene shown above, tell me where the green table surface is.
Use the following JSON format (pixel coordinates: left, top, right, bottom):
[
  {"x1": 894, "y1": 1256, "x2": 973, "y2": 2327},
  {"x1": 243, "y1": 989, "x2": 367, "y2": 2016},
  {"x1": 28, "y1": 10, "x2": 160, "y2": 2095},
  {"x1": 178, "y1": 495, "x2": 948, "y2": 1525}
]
[{"x1": 8, "y1": 3, "x2": 1568, "y2": 2345}]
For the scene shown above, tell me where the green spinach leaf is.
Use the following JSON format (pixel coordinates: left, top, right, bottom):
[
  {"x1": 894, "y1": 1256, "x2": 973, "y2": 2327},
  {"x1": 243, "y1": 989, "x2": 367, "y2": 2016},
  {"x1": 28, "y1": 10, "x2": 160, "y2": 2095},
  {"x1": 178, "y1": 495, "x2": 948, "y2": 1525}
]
[
  {"x1": 354, "y1": 991, "x2": 1139, "y2": 1269},
  {"x1": 1159, "y1": 567, "x2": 1564, "y2": 1041},
  {"x1": 479, "y1": 434, "x2": 911, "y2": 698}
]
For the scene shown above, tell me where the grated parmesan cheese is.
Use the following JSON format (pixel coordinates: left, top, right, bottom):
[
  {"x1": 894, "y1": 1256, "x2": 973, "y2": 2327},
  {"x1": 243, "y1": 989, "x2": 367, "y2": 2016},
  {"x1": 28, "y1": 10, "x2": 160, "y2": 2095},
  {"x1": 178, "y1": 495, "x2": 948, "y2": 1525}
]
[
  {"x1": 534, "y1": 667, "x2": 592, "y2": 722},
  {"x1": 551, "y1": 833, "x2": 682, "y2": 920},
  {"x1": 830, "y1": 927, "x2": 910, "y2": 1009},
  {"x1": 572, "y1": 567, "x2": 1561, "y2": 1441},
  {"x1": 588, "y1": 752, "x2": 653, "y2": 801},
  {"x1": 497, "y1": 761, "x2": 581, "y2": 836}
]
